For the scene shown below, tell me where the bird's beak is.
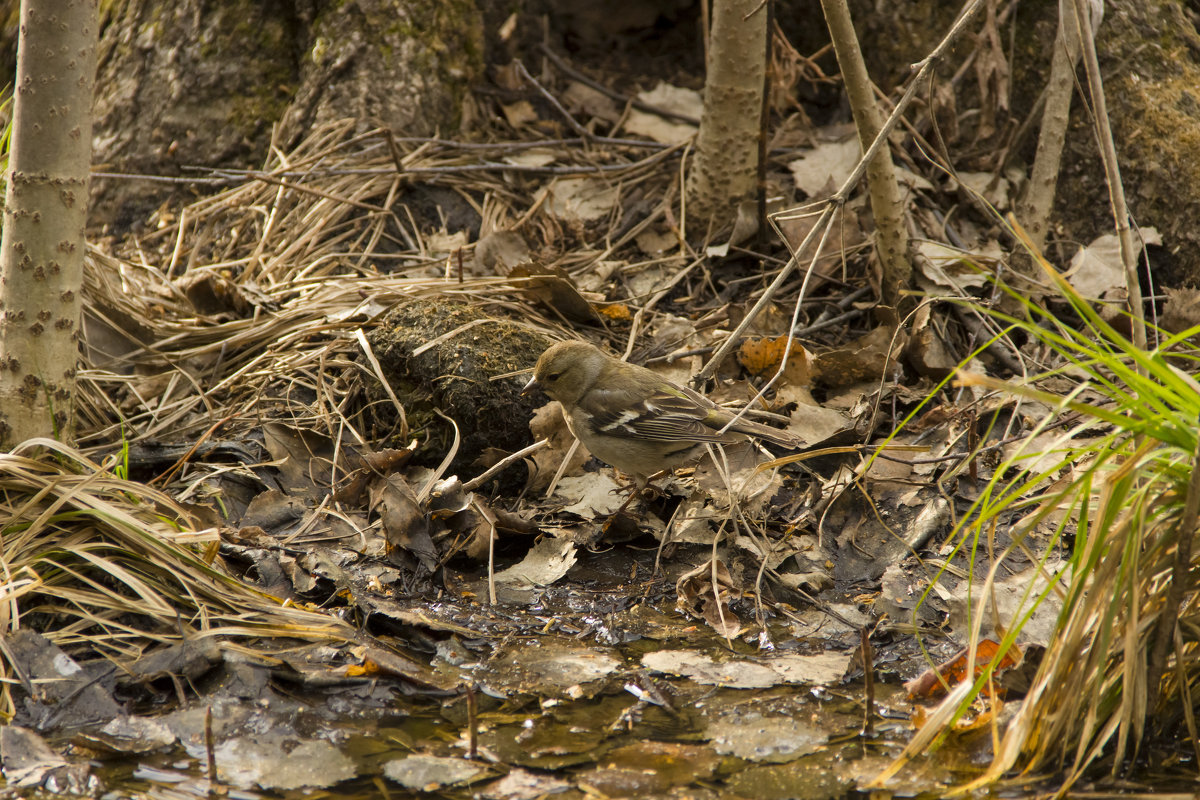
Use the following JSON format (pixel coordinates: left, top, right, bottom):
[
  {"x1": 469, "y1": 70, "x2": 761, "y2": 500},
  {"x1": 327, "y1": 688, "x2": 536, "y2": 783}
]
[{"x1": 522, "y1": 375, "x2": 540, "y2": 396}]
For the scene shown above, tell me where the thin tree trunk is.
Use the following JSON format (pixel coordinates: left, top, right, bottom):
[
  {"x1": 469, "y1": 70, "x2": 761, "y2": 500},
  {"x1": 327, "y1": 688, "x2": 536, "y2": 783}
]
[
  {"x1": 686, "y1": 0, "x2": 769, "y2": 228},
  {"x1": 0, "y1": 0, "x2": 98, "y2": 447},
  {"x1": 1014, "y1": 0, "x2": 1082, "y2": 262},
  {"x1": 819, "y1": 0, "x2": 911, "y2": 307}
]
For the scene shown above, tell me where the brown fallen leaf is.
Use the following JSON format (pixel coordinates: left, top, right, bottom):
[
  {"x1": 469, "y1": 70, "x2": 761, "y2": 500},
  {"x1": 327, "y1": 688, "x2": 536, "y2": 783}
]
[
  {"x1": 370, "y1": 474, "x2": 436, "y2": 572},
  {"x1": 510, "y1": 264, "x2": 600, "y2": 324},
  {"x1": 676, "y1": 558, "x2": 744, "y2": 639}
]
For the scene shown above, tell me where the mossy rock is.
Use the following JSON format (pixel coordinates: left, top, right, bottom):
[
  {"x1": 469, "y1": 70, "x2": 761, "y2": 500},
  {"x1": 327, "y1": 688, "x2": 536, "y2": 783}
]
[{"x1": 365, "y1": 299, "x2": 554, "y2": 486}]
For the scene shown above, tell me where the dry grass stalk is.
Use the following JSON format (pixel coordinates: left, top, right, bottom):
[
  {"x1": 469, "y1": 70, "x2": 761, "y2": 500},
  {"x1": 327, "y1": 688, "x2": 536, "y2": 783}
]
[{"x1": 0, "y1": 439, "x2": 353, "y2": 718}]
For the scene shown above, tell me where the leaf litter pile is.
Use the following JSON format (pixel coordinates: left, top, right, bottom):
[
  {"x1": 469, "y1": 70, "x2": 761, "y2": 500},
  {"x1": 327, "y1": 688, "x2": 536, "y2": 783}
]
[{"x1": 4, "y1": 32, "x2": 1190, "y2": 800}]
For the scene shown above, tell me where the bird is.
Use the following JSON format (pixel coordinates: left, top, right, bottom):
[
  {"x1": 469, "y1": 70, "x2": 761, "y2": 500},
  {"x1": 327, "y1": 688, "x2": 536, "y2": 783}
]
[{"x1": 523, "y1": 340, "x2": 804, "y2": 490}]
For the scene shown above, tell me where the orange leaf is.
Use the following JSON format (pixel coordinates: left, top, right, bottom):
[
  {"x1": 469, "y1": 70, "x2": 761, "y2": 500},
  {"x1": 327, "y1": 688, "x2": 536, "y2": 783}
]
[
  {"x1": 595, "y1": 302, "x2": 632, "y2": 321},
  {"x1": 346, "y1": 659, "x2": 383, "y2": 678},
  {"x1": 905, "y1": 639, "x2": 1022, "y2": 699},
  {"x1": 738, "y1": 336, "x2": 789, "y2": 377}
]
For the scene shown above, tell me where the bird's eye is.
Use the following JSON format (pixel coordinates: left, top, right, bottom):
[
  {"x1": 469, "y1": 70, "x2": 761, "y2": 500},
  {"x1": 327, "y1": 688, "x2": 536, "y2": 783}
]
[{"x1": 545, "y1": 372, "x2": 562, "y2": 381}]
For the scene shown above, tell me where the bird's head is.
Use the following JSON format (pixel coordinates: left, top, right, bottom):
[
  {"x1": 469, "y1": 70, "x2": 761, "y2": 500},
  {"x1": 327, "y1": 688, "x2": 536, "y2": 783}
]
[{"x1": 523, "y1": 340, "x2": 607, "y2": 407}]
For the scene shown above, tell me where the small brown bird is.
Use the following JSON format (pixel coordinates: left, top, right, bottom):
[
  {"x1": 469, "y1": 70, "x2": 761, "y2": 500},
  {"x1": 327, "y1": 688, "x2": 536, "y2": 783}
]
[{"x1": 523, "y1": 340, "x2": 803, "y2": 487}]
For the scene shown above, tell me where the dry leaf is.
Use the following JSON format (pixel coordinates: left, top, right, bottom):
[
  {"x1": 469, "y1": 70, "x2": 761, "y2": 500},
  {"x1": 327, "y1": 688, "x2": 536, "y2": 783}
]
[
  {"x1": 370, "y1": 475, "x2": 436, "y2": 571},
  {"x1": 529, "y1": 402, "x2": 590, "y2": 490},
  {"x1": 814, "y1": 325, "x2": 904, "y2": 389},
  {"x1": 904, "y1": 639, "x2": 1021, "y2": 700},
  {"x1": 787, "y1": 136, "x2": 860, "y2": 197},
  {"x1": 736, "y1": 335, "x2": 812, "y2": 379},
  {"x1": 501, "y1": 100, "x2": 539, "y2": 129},
  {"x1": 509, "y1": 264, "x2": 600, "y2": 323},
  {"x1": 596, "y1": 302, "x2": 632, "y2": 322},
  {"x1": 623, "y1": 82, "x2": 700, "y2": 144},
  {"x1": 541, "y1": 177, "x2": 619, "y2": 222}
]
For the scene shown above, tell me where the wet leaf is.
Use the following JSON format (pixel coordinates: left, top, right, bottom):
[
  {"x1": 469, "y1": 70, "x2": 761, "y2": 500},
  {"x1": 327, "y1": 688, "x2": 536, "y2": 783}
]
[
  {"x1": 642, "y1": 651, "x2": 779, "y2": 688},
  {"x1": 5, "y1": 630, "x2": 121, "y2": 730},
  {"x1": 384, "y1": 755, "x2": 489, "y2": 791},
  {"x1": 485, "y1": 640, "x2": 621, "y2": 696},
  {"x1": 213, "y1": 732, "x2": 356, "y2": 790},
  {"x1": 482, "y1": 767, "x2": 572, "y2": 799},
  {"x1": 579, "y1": 741, "x2": 719, "y2": 793},
  {"x1": 642, "y1": 650, "x2": 851, "y2": 690},
  {"x1": 124, "y1": 637, "x2": 221, "y2": 683},
  {"x1": 478, "y1": 710, "x2": 609, "y2": 768},
  {"x1": 676, "y1": 558, "x2": 745, "y2": 637},
  {"x1": 0, "y1": 727, "x2": 91, "y2": 791},
  {"x1": 707, "y1": 713, "x2": 827, "y2": 762},
  {"x1": 75, "y1": 715, "x2": 176, "y2": 755},
  {"x1": 494, "y1": 536, "x2": 578, "y2": 587},
  {"x1": 727, "y1": 755, "x2": 849, "y2": 800}
]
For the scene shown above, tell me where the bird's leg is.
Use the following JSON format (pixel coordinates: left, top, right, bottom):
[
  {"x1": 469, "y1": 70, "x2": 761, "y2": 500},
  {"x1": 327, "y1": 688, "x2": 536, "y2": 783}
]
[
  {"x1": 601, "y1": 476, "x2": 649, "y2": 537},
  {"x1": 609, "y1": 470, "x2": 670, "y2": 514},
  {"x1": 602, "y1": 471, "x2": 676, "y2": 536},
  {"x1": 610, "y1": 478, "x2": 644, "y2": 515}
]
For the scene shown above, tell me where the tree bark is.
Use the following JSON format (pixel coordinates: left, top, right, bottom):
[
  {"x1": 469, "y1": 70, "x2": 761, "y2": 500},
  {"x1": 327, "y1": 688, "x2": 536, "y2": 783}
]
[
  {"x1": 87, "y1": 0, "x2": 484, "y2": 231},
  {"x1": 1014, "y1": 0, "x2": 1082, "y2": 262},
  {"x1": 820, "y1": 0, "x2": 910, "y2": 307},
  {"x1": 0, "y1": 0, "x2": 98, "y2": 447},
  {"x1": 685, "y1": 0, "x2": 769, "y2": 228}
]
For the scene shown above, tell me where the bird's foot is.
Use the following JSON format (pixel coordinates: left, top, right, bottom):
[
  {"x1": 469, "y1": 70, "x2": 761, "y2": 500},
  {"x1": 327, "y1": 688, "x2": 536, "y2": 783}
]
[{"x1": 609, "y1": 470, "x2": 670, "y2": 508}]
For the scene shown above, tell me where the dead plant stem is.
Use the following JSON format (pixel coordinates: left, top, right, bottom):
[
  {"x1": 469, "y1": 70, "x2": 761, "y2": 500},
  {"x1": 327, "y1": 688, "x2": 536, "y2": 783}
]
[
  {"x1": 1144, "y1": 431, "x2": 1200, "y2": 729},
  {"x1": 1070, "y1": 0, "x2": 1146, "y2": 356}
]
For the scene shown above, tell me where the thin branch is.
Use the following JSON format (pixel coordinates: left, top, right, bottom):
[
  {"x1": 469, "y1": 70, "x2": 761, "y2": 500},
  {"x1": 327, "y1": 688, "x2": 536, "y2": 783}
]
[
  {"x1": 1071, "y1": 0, "x2": 1146, "y2": 355},
  {"x1": 695, "y1": 0, "x2": 987, "y2": 384}
]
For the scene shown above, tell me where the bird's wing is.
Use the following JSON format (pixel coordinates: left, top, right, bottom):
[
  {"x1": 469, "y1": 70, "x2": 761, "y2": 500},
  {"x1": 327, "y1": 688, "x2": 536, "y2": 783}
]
[{"x1": 579, "y1": 382, "x2": 740, "y2": 444}]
